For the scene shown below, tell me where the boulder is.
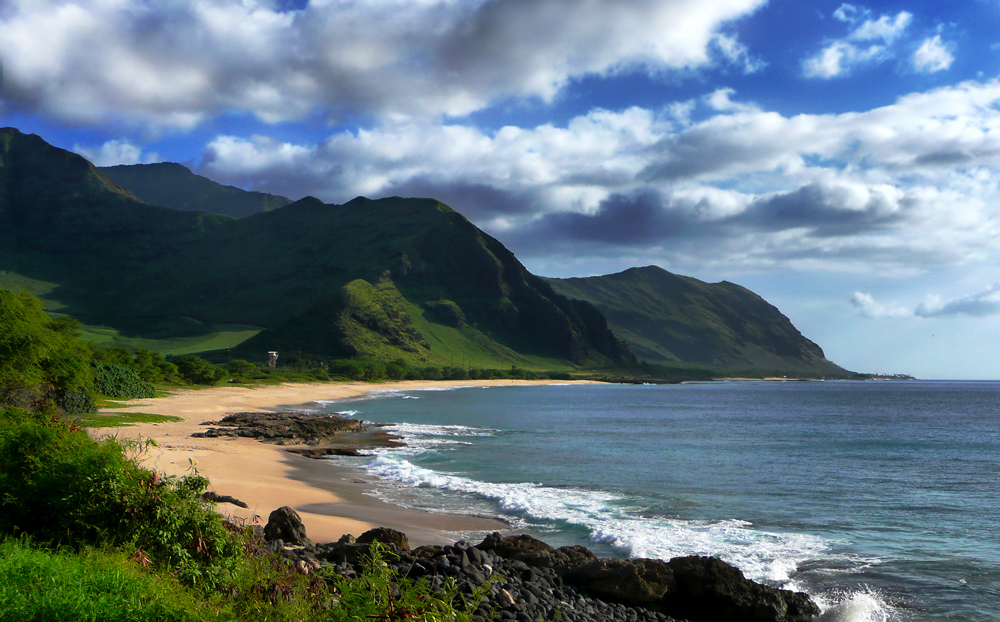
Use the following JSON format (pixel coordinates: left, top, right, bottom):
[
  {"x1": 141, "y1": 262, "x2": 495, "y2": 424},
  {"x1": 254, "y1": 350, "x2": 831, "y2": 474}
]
[
  {"x1": 663, "y1": 555, "x2": 821, "y2": 622},
  {"x1": 478, "y1": 532, "x2": 577, "y2": 568},
  {"x1": 263, "y1": 506, "x2": 311, "y2": 546},
  {"x1": 357, "y1": 527, "x2": 410, "y2": 552},
  {"x1": 563, "y1": 558, "x2": 676, "y2": 606}
]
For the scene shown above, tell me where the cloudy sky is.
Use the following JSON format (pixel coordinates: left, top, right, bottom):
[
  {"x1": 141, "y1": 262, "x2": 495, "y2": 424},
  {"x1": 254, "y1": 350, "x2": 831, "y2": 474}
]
[{"x1": 5, "y1": 0, "x2": 1000, "y2": 378}]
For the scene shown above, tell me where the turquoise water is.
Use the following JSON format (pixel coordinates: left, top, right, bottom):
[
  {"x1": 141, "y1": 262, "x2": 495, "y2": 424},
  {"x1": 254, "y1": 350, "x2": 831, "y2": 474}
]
[{"x1": 306, "y1": 381, "x2": 1000, "y2": 622}]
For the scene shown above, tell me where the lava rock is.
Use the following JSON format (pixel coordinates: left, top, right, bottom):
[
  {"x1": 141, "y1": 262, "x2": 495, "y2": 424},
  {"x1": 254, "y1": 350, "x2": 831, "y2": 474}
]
[
  {"x1": 263, "y1": 506, "x2": 311, "y2": 546},
  {"x1": 357, "y1": 527, "x2": 410, "y2": 552},
  {"x1": 563, "y1": 558, "x2": 676, "y2": 606},
  {"x1": 663, "y1": 556, "x2": 821, "y2": 622}
]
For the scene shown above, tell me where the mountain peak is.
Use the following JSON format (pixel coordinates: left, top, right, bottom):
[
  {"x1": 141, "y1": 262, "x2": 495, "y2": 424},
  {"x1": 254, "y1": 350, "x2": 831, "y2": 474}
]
[{"x1": 100, "y1": 162, "x2": 292, "y2": 218}]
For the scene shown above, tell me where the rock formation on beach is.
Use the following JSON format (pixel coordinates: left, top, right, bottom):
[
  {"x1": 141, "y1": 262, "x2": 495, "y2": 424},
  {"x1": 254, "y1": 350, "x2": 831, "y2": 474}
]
[{"x1": 259, "y1": 508, "x2": 820, "y2": 622}]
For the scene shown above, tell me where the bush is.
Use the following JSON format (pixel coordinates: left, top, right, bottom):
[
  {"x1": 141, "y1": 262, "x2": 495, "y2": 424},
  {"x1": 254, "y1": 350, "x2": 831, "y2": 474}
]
[
  {"x1": 93, "y1": 363, "x2": 157, "y2": 399},
  {"x1": 225, "y1": 359, "x2": 257, "y2": 376},
  {"x1": 0, "y1": 408, "x2": 243, "y2": 587},
  {"x1": 173, "y1": 356, "x2": 229, "y2": 385},
  {"x1": 53, "y1": 389, "x2": 96, "y2": 414}
]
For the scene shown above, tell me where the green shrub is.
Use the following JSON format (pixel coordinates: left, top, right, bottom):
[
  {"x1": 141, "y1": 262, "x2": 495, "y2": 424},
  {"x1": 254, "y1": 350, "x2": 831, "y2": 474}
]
[
  {"x1": 0, "y1": 409, "x2": 243, "y2": 588},
  {"x1": 173, "y1": 356, "x2": 229, "y2": 385},
  {"x1": 54, "y1": 389, "x2": 96, "y2": 414},
  {"x1": 93, "y1": 362, "x2": 157, "y2": 399},
  {"x1": 225, "y1": 358, "x2": 257, "y2": 376}
]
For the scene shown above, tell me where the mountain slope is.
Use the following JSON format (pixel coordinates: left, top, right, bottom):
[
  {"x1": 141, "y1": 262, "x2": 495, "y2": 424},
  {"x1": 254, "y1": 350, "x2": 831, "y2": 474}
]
[
  {"x1": 546, "y1": 266, "x2": 846, "y2": 374},
  {"x1": 0, "y1": 128, "x2": 630, "y2": 368},
  {"x1": 100, "y1": 162, "x2": 292, "y2": 218}
]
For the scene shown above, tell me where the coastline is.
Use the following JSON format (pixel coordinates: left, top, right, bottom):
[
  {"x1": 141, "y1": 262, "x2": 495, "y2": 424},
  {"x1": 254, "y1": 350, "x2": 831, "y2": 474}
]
[{"x1": 91, "y1": 379, "x2": 594, "y2": 546}]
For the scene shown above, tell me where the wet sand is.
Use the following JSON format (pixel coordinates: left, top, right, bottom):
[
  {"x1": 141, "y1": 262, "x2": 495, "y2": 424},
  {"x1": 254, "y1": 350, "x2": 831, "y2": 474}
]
[{"x1": 90, "y1": 379, "x2": 590, "y2": 545}]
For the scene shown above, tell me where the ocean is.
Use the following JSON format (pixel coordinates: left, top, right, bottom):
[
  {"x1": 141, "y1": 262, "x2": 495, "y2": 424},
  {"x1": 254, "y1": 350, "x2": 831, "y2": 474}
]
[{"x1": 303, "y1": 380, "x2": 1000, "y2": 622}]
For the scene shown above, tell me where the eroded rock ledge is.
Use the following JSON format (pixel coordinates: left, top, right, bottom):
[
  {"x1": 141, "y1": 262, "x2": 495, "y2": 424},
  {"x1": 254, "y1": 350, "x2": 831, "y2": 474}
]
[
  {"x1": 261, "y1": 506, "x2": 820, "y2": 622},
  {"x1": 191, "y1": 411, "x2": 364, "y2": 445}
]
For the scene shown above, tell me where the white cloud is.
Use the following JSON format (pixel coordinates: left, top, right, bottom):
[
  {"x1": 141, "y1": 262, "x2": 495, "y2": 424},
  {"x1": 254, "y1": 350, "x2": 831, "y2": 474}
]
[
  {"x1": 803, "y1": 6, "x2": 911, "y2": 78},
  {"x1": 913, "y1": 36, "x2": 954, "y2": 73},
  {"x1": 852, "y1": 284, "x2": 1000, "y2": 320},
  {"x1": 916, "y1": 285, "x2": 1000, "y2": 317},
  {"x1": 200, "y1": 79, "x2": 1000, "y2": 273},
  {"x1": 851, "y1": 12, "x2": 911, "y2": 44},
  {"x1": 74, "y1": 139, "x2": 159, "y2": 166},
  {"x1": 851, "y1": 292, "x2": 912, "y2": 318},
  {"x1": 0, "y1": 0, "x2": 767, "y2": 128},
  {"x1": 712, "y1": 33, "x2": 765, "y2": 74}
]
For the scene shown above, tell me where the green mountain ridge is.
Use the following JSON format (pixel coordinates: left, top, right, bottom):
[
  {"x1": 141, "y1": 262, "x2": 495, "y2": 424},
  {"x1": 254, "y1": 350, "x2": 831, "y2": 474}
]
[
  {"x1": 100, "y1": 162, "x2": 293, "y2": 218},
  {"x1": 546, "y1": 266, "x2": 847, "y2": 375},
  {"x1": 0, "y1": 128, "x2": 630, "y2": 369}
]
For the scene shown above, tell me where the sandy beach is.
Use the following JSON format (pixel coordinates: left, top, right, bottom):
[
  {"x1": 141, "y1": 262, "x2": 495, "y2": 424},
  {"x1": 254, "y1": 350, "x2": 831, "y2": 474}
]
[{"x1": 91, "y1": 379, "x2": 588, "y2": 546}]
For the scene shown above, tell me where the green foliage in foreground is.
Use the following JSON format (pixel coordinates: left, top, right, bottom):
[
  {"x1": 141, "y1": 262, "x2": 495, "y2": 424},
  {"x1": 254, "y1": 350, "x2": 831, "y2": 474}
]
[
  {"x1": 0, "y1": 406, "x2": 491, "y2": 621},
  {"x1": 0, "y1": 539, "x2": 229, "y2": 622}
]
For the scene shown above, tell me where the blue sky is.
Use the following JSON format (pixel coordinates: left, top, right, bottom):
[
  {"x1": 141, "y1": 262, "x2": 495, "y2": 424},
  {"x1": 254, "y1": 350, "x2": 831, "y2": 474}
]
[{"x1": 4, "y1": 0, "x2": 1000, "y2": 378}]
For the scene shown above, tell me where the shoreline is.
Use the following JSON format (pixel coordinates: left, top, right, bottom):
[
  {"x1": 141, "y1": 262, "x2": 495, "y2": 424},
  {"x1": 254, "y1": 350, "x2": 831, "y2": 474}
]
[{"x1": 91, "y1": 379, "x2": 593, "y2": 546}]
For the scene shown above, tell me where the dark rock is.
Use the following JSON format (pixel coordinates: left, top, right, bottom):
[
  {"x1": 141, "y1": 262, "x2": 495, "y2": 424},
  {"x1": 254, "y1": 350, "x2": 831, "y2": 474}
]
[
  {"x1": 201, "y1": 490, "x2": 249, "y2": 508},
  {"x1": 564, "y1": 558, "x2": 676, "y2": 606},
  {"x1": 357, "y1": 527, "x2": 410, "y2": 552},
  {"x1": 286, "y1": 447, "x2": 362, "y2": 458},
  {"x1": 191, "y1": 411, "x2": 364, "y2": 445},
  {"x1": 663, "y1": 556, "x2": 821, "y2": 622},
  {"x1": 263, "y1": 506, "x2": 311, "y2": 546}
]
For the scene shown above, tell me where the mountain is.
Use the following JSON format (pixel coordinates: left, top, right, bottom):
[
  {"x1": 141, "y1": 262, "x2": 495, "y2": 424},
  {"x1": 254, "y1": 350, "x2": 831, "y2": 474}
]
[
  {"x1": 0, "y1": 128, "x2": 631, "y2": 369},
  {"x1": 100, "y1": 162, "x2": 292, "y2": 218},
  {"x1": 546, "y1": 266, "x2": 846, "y2": 375}
]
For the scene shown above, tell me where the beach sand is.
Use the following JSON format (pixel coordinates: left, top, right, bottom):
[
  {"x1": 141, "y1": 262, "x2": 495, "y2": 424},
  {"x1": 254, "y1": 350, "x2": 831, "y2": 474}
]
[{"x1": 91, "y1": 380, "x2": 587, "y2": 546}]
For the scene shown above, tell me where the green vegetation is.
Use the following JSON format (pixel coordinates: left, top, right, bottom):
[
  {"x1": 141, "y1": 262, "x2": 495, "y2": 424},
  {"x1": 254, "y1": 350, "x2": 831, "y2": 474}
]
[
  {"x1": 0, "y1": 405, "x2": 491, "y2": 621},
  {"x1": 0, "y1": 128, "x2": 630, "y2": 371},
  {"x1": 93, "y1": 363, "x2": 157, "y2": 399},
  {"x1": 0, "y1": 539, "x2": 228, "y2": 622},
  {"x1": 101, "y1": 162, "x2": 292, "y2": 218},
  {"x1": 547, "y1": 266, "x2": 851, "y2": 377},
  {"x1": 73, "y1": 412, "x2": 183, "y2": 427}
]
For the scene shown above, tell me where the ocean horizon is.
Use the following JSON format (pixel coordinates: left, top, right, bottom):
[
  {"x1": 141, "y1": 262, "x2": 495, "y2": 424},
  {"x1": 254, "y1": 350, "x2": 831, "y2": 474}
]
[{"x1": 302, "y1": 380, "x2": 999, "y2": 622}]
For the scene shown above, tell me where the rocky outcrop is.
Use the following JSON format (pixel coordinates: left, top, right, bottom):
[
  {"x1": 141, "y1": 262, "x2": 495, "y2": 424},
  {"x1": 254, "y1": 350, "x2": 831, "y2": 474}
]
[
  {"x1": 664, "y1": 556, "x2": 820, "y2": 622},
  {"x1": 191, "y1": 411, "x2": 363, "y2": 445},
  {"x1": 263, "y1": 506, "x2": 311, "y2": 546},
  {"x1": 264, "y1": 523, "x2": 820, "y2": 622},
  {"x1": 356, "y1": 527, "x2": 410, "y2": 552},
  {"x1": 564, "y1": 557, "x2": 676, "y2": 605}
]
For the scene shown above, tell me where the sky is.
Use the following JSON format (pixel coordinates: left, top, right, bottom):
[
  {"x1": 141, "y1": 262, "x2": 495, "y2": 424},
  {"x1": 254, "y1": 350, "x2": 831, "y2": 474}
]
[{"x1": 4, "y1": 0, "x2": 1000, "y2": 379}]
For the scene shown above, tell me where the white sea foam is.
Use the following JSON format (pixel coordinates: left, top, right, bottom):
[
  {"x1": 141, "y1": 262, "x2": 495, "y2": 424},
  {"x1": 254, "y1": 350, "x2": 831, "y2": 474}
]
[
  {"x1": 815, "y1": 587, "x2": 894, "y2": 622},
  {"x1": 361, "y1": 449, "x2": 836, "y2": 585}
]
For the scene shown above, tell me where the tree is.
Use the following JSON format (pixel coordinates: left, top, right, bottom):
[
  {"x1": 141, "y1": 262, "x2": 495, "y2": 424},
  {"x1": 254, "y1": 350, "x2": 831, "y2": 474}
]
[{"x1": 0, "y1": 289, "x2": 93, "y2": 391}]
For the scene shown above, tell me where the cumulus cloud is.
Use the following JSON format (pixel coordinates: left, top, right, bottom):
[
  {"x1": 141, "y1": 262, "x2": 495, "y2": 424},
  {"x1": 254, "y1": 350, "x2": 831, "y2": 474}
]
[
  {"x1": 74, "y1": 139, "x2": 159, "y2": 166},
  {"x1": 803, "y1": 5, "x2": 911, "y2": 78},
  {"x1": 851, "y1": 292, "x2": 912, "y2": 318},
  {"x1": 913, "y1": 36, "x2": 954, "y2": 73},
  {"x1": 0, "y1": 0, "x2": 767, "y2": 128},
  {"x1": 852, "y1": 285, "x2": 1000, "y2": 320},
  {"x1": 199, "y1": 78, "x2": 1000, "y2": 271},
  {"x1": 916, "y1": 285, "x2": 1000, "y2": 317}
]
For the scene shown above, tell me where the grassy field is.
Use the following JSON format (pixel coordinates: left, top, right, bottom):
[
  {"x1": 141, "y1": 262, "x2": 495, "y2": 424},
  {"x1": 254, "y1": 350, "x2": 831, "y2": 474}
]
[
  {"x1": 76, "y1": 323, "x2": 261, "y2": 355},
  {"x1": 73, "y1": 412, "x2": 184, "y2": 428}
]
